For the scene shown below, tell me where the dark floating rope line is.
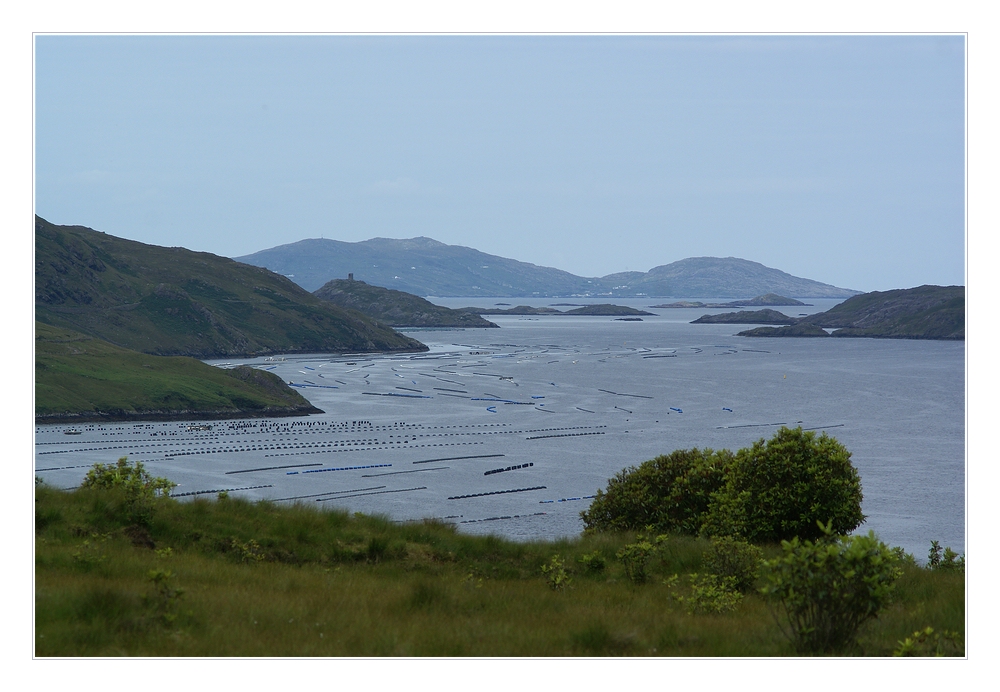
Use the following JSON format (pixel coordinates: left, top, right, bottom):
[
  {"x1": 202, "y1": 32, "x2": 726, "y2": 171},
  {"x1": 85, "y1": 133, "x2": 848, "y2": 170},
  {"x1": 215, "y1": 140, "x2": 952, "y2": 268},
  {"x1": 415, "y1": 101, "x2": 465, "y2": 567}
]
[
  {"x1": 271, "y1": 486, "x2": 386, "y2": 502},
  {"x1": 226, "y1": 463, "x2": 323, "y2": 475},
  {"x1": 715, "y1": 420, "x2": 804, "y2": 430},
  {"x1": 448, "y1": 485, "x2": 546, "y2": 500},
  {"x1": 526, "y1": 432, "x2": 605, "y2": 440},
  {"x1": 35, "y1": 464, "x2": 94, "y2": 472},
  {"x1": 484, "y1": 462, "x2": 533, "y2": 476},
  {"x1": 539, "y1": 495, "x2": 597, "y2": 504},
  {"x1": 287, "y1": 463, "x2": 392, "y2": 475},
  {"x1": 362, "y1": 467, "x2": 449, "y2": 477},
  {"x1": 172, "y1": 484, "x2": 273, "y2": 497},
  {"x1": 318, "y1": 486, "x2": 427, "y2": 501},
  {"x1": 458, "y1": 512, "x2": 547, "y2": 524},
  {"x1": 413, "y1": 453, "x2": 505, "y2": 465}
]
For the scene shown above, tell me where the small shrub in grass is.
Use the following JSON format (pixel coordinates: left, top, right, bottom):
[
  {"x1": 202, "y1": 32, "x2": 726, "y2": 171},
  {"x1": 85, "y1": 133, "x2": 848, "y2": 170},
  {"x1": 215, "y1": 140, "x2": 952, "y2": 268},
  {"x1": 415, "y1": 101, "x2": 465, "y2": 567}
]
[
  {"x1": 893, "y1": 626, "x2": 964, "y2": 657},
  {"x1": 928, "y1": 541, "x2": 965, "y2": 572},
  {"x1": 702, "y1": 536, "x2": 763, "y2": 593},
  {"x1": 231, "y1": 537, "x2": 265, "y2": 564},
  {"x1": 667, "y1": 573, "x2": 743, "y2": 615},
  {"x1": 616, "y1": 535, "x2": 667, "y2": 585},
  {"x1": 578, "y1": 551, "x2": 606, "y2": 574},
  {"x1": 541, "y1": 554, "x2": 572, "y2": 591},
  {"x1": 760, "y1": 523, "x2": 901, "y2": 655},
  {"x1": 145, "y1": 569, "x2": 184, "y2": 625},
  {"x1": 81, "y1": 457, "x2": 176, "y2": 526},
  {"x1": 702, "y1": 427, "x2": 864, "y2": 543}
]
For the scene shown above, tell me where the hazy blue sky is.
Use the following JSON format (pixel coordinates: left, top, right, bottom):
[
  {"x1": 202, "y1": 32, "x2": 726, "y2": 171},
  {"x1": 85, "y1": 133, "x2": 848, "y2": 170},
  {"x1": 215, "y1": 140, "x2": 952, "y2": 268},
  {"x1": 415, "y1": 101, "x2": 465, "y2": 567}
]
[{"x1": 35, "y1": 35, "x2": 965, "y2": 292}]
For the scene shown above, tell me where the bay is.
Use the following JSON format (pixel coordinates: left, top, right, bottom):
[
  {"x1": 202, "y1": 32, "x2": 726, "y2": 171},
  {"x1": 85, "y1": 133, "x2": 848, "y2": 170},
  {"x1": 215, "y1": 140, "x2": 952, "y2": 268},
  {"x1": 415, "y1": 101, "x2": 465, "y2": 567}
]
[{"x1": 34, "y1": 297, "x2": 965, "y2": 559}]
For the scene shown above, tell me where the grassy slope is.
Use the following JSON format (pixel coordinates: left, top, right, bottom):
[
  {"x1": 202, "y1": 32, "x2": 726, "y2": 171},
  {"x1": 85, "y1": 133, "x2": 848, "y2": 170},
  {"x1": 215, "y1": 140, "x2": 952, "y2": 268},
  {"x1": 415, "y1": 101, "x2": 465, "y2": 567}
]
[
  {"x1": 313, "y1": 279, "x2": 499, "y2": 328},
  {"x1": 808, "y1": 285, "x2": 965, "y2": 339},
  {"x1": 738, "y1": 286, "x2": 965, "y2": 340},
  {"x1": 35, "y1": 484, "x2": 964, "y2": 657},
  {"x1": 36, "y1": 216, "x2": 427, "y2": 358},
  {"x1": 36, "y1": 322, "x2": 321, "y2": 422}
]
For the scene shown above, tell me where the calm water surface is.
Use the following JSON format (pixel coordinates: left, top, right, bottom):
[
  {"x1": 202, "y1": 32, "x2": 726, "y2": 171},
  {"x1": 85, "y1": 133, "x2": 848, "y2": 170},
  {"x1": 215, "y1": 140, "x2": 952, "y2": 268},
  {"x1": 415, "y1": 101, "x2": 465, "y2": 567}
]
[{"x1": 35, "y1": 298, "x2": 965, "y2": 559}]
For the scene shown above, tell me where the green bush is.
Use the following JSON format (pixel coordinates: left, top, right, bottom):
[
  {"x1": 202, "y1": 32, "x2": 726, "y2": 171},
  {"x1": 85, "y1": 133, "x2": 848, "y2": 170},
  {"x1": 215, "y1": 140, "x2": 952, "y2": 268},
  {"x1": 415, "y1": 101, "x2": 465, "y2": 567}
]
[
  {"x1": 702, "y1": 427, "x2": 864, "y2": 543},
  {"x1": 616, "y1": 534, "x2": 669, "y2": 585},
  {"x1": 927, "y1": 541, "x2": 965, "y2": 572},
  {"x1": 540, "y1": 555, "x2": 572, "y2": 591},
  {"x1": 702, "y1": 536, "x2": 763, "y2": 593},
  {"x1": 667, "y1": 573, "x2": 744, "y2": 615},
  {"x1": 892, "y1": 626, "x2": 964, "y2": 657},
  {"x1": 760, "y1": 524, "x2": 901, "y2": 654},
  {"x1": 578, "y1": 551, "x2": 607, "y2": 574},
  {"x1": 81, "y1": 457, "x2": 176, "y2": 526},
  {"x1": 581, "y1": 448, "x2": 732, "y2": 534}
]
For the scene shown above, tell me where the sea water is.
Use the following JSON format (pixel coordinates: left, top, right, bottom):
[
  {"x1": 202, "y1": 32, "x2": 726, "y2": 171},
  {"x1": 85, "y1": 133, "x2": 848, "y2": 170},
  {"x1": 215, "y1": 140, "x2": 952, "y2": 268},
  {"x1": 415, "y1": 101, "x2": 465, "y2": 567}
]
[{"x1": 34, "y1": 298, "x2": 965, "y2": 559}]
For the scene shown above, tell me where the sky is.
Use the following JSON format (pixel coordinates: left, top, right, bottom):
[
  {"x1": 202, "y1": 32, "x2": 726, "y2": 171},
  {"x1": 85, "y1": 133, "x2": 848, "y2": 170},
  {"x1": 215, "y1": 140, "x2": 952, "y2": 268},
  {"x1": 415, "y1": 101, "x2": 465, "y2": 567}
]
[{"x1": 34, "y1": 34, "x2": 966, "y2": 293}]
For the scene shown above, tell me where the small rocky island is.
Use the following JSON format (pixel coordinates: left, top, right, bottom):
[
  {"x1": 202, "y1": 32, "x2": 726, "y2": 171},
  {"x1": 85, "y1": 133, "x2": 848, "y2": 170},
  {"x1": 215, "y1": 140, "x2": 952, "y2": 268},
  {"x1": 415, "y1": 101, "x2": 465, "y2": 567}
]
[
  {"x1": 461, "y1": 304, "x2": 655, "y2": 316},
  {"x1": 314, "y1": 278, "x2": 499, "y2": 328},
  {"x1": 691, "y1": 309, "x2": 799, "y2": 325},
  {"x1": 651, "y1": 293, "x2": 809, "y2": 309},
  {"x1": 736, "y1": 285, "x2": 964, "y2": 340}
]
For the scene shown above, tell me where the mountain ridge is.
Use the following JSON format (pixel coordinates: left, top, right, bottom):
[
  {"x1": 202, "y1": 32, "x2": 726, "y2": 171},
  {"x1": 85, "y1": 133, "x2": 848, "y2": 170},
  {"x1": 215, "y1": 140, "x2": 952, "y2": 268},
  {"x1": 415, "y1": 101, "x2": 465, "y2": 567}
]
[{"x1": 235, "y1": 237, "x2": 859, "y2": 299}]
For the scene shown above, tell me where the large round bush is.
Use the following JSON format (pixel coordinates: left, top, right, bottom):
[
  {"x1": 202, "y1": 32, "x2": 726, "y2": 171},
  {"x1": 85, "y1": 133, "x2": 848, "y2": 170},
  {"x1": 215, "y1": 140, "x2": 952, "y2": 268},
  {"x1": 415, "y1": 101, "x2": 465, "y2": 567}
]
[
  {"x1": 702, "y1": 427, "x2": 865, "y2": 542},
  {"x1": 581, "y1": 448, "x2": 732, "y2": 534}
]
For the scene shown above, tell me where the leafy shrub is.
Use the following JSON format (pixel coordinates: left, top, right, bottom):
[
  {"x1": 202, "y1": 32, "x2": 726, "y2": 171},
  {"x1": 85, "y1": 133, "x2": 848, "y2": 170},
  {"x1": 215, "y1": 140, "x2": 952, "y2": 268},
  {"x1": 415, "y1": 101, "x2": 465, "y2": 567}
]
[
  {"x1": 667, "y1": 573, "x2": 743, "y2": 615},
  {"x1": 230, "y1": 537, "x2": 265, "y2": 564},
  {"x1": 893, "y1": 626, "x2": 964, "y2": 657},
  {"x1": 581, "y1": 448, "x2": 732, "y2": 534},
  {"x1": 578, "y1": 551, "x2": 607, "y2": 574},
  {"x1": 702, "y1": 536, "x2": 763, "y2": 593},
  {"x1": 927, "y1": 541, "x2": 965, "y2": 572},
  {"x1": 760, "y1": 524, "x2": 901, "y2": 654},
  {"x1": 81, "y1": 457, "x2": 176, "y2": 526},
  {"x1": 541, "y1": 554, "x2": 572, "y2": 591},
  {"x1": 616, "y1": 535, "x2": 667, "y2": 584},
  {"x1": 702, "y1": 427, "x2": 864, "y2": 543},
  {"x1": 146, "y1": 569, "x2": 184, "y2": 625}
]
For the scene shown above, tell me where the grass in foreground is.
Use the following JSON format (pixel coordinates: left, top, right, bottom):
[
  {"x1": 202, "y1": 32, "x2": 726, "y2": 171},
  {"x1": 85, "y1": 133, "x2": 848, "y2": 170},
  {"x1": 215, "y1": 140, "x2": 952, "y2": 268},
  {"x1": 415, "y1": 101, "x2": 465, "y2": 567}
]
[{"x1": 34, "y1": 484, "x2": 964, "y2": 657}]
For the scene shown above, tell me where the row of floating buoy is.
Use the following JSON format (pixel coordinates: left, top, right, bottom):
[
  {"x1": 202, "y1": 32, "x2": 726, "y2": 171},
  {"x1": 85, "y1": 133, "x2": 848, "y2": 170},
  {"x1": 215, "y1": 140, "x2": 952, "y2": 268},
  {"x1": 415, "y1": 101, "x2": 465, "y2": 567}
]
[
  {"x1": 287, "y1": 463, "x2": 392, "y2": 475},
  {"x1": 539, "y1": 495, "x2": 596, "y2": 504},
  {"x1": 459, "y1": 512, "x2": 547, "y2": 524},
  {"x1": 172, "y1": 484, "x2": 273, "y2": 498},
  {"x1": 484, "y1": 462, "x2": 533, "y2": 476},
  {"x1": 448, "y1": 485, "x2": 547, "y2": 500}
]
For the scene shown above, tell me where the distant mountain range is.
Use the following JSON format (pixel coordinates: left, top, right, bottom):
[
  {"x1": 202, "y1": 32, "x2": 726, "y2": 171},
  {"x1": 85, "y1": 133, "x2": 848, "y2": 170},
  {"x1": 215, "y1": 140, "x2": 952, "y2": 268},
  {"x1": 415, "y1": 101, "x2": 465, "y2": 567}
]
[
  {"x1": 36, "y1": 217, "x2": 426, "y2": 358},
  {"x1": 235, "y1": 238, "x2": 859, "y2": 299}
]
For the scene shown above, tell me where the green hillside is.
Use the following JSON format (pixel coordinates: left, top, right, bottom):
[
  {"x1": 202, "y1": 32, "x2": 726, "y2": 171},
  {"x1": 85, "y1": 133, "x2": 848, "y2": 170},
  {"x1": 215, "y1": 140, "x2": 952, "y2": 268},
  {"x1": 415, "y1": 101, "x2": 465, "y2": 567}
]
[
  {"x1": 737, "y1": 286, "x2": 964, "y2": 340},
  {"x1": 36, "y1": 323, "x2": 322, "y2": 423},
  {"x1": 36, "y1": 216, "x2": 427, "y2": 358},
  {"x1": 313, "y1": 279, "x2": 498, "y2": 328}
]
